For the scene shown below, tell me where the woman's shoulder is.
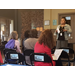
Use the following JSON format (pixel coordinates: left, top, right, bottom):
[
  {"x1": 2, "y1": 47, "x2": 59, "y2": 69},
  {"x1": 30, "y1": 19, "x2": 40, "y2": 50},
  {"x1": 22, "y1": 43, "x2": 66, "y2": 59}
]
[
  {"x1": 26, "y1": 38, "x2": 38, "y2": 41},
  {"x1": 36, "y1": 42, "x2": 51, "y2": 49},
  {"x1": 15, "y1": 40, "x2": 19, "y2": 43},
  {"x1": 57, "y1": 25, "x2": 61, "y2": 27},
  {"x1": 33, "y1": 38, "x2": 38, "y2": 41},
  {"x1": 65, "y1": 24, "x2": 70, "y2": 26}
]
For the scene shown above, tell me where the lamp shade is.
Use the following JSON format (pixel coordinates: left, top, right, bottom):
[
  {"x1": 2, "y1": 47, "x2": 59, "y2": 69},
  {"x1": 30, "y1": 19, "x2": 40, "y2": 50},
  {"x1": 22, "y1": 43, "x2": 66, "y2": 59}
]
[
  {"x1": 40, "y1": 27, "x2": 43, "y2": 31},
  {"x1": 36, "y1": 27, "x2": 40, "y2": 31}
]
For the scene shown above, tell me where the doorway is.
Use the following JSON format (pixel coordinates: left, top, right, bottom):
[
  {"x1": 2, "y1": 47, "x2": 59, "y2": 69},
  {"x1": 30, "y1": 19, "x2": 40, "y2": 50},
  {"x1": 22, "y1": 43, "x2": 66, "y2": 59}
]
[{"x1": 0, "y1": 18, "x2": 14, "y2": 42}]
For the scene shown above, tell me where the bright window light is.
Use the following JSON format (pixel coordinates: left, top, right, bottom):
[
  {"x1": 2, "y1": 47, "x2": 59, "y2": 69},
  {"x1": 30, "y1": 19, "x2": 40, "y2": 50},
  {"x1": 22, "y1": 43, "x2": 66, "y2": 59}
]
[{"x1": 65, "y1": 16, "x2": 71, "y2": 20}]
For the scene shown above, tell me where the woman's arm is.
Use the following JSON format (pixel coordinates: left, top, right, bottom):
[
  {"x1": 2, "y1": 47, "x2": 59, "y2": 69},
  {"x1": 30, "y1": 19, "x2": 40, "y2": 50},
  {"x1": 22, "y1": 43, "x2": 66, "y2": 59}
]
[
  {"x1": 15, "y1": 40, "x2": 22, "y2": 53},
  {"x1": 67, "y1": 25, "x2": 72, "y2": 34},
  {"x1": 44, "y1": 46, "x2": 56, "y2": 66},
  {"x1": 54, "y1": 25, "x2": 60, "y2": 36}
]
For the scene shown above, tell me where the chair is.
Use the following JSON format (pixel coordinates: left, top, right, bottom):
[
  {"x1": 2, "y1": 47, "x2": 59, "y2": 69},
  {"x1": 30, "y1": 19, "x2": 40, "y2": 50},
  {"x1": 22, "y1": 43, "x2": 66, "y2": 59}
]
[
  {"x1": 3, "y1": 48, "x2": 16, "y2": 56},
  {"x1": 24, "y1": 49, "x2": 34, "y2": 65},
  {"x1": 1, "y1": 41, "x2": 7, "y2": 45},
  {"x1": 51, "y1": 46, "x2": 56, "y2": 54},
  {"x1": 59, "y1": 47, "x2": 75, "y2": 65},
  {"x1": 59, "y1": 47, "x2": 74, "y2": 54},
  {"x1": 30, "y1": 53, "x2": 53, "y2": 66},
  {"x1": 5, "y1": 51, "x2": 25, "y2": 65},
  {"x1": 60, "y1": 51, "x2": 70, "y2": 66}
]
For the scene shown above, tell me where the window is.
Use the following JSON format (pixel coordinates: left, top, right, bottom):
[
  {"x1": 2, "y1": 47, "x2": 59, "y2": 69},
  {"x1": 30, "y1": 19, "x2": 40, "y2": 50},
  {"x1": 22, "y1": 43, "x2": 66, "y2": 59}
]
[{"x1": 65, "y1": 16, "x2": 71, "y2": 20}]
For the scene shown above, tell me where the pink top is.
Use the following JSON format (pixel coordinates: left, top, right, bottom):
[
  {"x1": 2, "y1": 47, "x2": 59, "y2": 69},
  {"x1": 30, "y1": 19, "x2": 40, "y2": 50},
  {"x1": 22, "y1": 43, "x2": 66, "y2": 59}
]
[{"x1": 14, "y1": 40, "x2": 21, "y2": 53}]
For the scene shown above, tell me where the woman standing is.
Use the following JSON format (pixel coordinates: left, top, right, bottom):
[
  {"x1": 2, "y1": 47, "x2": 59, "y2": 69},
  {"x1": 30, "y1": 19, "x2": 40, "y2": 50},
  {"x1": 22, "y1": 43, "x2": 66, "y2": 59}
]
[{"x1": 54, "y1": 17, "x2": 72, "y2": 49}]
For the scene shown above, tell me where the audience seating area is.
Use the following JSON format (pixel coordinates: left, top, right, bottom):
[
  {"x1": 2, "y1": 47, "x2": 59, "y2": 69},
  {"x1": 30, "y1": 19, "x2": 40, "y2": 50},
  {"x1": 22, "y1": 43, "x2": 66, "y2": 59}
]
[
  {"x1": 0, "y1": 47, "x2": 75, "y2": 66},
  {"x1": 0, "y1": 29, "x2": 75, "y2": 66}
]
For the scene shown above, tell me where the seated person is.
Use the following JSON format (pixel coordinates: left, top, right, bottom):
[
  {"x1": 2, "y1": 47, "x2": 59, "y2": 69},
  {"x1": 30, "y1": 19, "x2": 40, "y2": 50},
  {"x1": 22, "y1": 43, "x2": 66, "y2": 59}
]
[
  {"x1": 0, "y1": 51, "x2": 3, "y2": 63},
  {"x1": 24, "y1": 29, "x2": 38, "y2": 65},
  {"x1": 22, "y1": 30, "x2": 30, "y2": 50},
  {"x1": 34, "y1": 29, "x2": 62, "y2": 66},
  {"x1": 5, "y1": 31, "x2": 21, "y2": 53},
  {"x1": 24, "y1": 29, "x2": 38, "y2": 50},
  {"x1": 23, "y1": 30, "x2": 30, "y2": 47}
]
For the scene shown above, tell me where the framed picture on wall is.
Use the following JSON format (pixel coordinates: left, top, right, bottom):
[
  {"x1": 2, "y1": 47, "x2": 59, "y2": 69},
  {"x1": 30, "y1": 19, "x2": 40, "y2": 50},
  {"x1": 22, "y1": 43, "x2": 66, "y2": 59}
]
[
  {"x1": 44, "y1": 20, "x2": 50, "y2": 25},
  {"x1": 53, "y1": 20, "x2": 57, "y2": 25}
]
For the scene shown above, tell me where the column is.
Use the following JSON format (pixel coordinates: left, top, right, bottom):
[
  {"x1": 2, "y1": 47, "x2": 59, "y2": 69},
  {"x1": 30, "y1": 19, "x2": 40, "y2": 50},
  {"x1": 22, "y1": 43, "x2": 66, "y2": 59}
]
[
  {"x1": 14, "y1": 9, "x2": 18, "y2": 32},
  {"x1": 44, "y1": 9, "x2": 50, "y2": 29}
]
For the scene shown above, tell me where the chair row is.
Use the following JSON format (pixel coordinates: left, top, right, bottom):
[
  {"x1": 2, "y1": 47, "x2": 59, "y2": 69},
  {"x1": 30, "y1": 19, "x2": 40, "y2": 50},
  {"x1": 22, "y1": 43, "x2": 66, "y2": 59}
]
[
  {"x1": 3, "y1": 47, "x2": 75, "y2": 66},
  {"x1": 24, "y1": 48, "x2": 75, "y2": 66}
]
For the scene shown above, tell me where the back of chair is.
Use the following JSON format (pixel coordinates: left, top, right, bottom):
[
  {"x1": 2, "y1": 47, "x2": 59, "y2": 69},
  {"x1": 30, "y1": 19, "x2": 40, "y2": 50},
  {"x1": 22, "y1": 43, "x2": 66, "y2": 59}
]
[
  {"x1": 24, "y1": 49, "x2": 34, "y2": 65},
  {"x1": 60, "y1": 51, "x2": 70, "y2": 66},
  {"x1": 5, "y1": 52, "x2": 19, "y2": 64},
  {"x1": 30, "y1": 53, "x2": 53, "y2": 66},
  {"x1": 24, "y1": 49, "x2": 34, "y2": 56},
  {"x1": 59, "y1": 47, "x2": 74, "y2": 54},
  {"x1": 3, "y1": 48, "x2": 16, "y2": 56},
  {"x1": 5, "y1": 51, "x2": 25, "y2": 65},
  {"x1": 2, "y1": 41, "x2": 7, "y2": 45}
]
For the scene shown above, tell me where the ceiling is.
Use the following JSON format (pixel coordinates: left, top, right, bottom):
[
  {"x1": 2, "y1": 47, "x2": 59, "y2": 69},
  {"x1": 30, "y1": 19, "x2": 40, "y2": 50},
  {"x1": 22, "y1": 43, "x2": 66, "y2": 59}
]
[{"x1": 18, "y1": 9, "x2": 44, "y2": 11}]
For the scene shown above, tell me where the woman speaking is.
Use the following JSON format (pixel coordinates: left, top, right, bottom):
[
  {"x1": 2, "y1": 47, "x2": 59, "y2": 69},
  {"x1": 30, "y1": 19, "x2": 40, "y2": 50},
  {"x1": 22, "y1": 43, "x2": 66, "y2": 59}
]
[{"x1": 54, "y1": 17, "x2": 72, "y2": 49}]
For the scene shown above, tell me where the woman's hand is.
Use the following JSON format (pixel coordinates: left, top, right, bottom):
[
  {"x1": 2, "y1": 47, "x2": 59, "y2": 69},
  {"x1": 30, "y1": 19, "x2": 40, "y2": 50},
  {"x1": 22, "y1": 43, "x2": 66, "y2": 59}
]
[
  {"x1": 56, "y1": 30, "x2": 58, "y2": 33},
  {"x1": 51, "y1": 54, "x2": 54, "y2": 56},
  {"x1": 63, "y1": 29, "x2": 67, "y2": 32}
]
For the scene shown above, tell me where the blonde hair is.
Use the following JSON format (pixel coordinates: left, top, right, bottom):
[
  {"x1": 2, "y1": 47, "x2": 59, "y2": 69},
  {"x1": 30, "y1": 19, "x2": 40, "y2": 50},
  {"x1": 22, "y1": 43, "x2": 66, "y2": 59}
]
[{"x1": 8, "y1": 31, "x2": 18, "y2": 41}]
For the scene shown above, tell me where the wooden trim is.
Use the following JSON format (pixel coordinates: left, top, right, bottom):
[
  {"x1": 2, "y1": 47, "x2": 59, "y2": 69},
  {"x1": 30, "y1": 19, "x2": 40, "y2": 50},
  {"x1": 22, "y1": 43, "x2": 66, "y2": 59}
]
[
  {"x1": 50, "y1": 9, "x2": 52, "y2": 29},
  {"x1": 58, "y1": 12, "x2": 75, "y2": 16},
  {"x1": 58, "y1": 14, "x2": 60, "y2": 24},
  {"x1": 0, "y1": 16, "x2": 12, "y2": 21}
]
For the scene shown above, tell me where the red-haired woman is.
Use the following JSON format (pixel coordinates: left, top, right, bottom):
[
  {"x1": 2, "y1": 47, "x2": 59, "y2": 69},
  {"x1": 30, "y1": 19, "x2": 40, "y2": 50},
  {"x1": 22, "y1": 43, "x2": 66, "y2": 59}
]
[{"x1": 34, "y1": 29, "x2": 62, "y2": 66}]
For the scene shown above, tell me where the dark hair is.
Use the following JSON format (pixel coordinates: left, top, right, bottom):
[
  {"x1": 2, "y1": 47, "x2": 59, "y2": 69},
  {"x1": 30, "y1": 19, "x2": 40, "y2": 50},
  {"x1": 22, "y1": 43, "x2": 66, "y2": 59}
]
[
  {"x1": 38, "y1": 29, "x2": 55, "y2": 49},
  {"x1": 61, "y1": 17, "x2": 67, "y2": 23},
  {"x1": 24, "y1": 30, "x2": 30, "y2": 38},
  {"x1": 30, "y1": 29, "x2": 38, "y2": 38}
]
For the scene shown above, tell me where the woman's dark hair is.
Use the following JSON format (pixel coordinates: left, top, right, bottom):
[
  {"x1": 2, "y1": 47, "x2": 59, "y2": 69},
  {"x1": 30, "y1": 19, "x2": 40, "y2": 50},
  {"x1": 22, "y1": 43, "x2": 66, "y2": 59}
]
[
  {"x1": 61, "y1": 17, "x2": 67, "y2": 24},
  {"x1": 30, "y1": 29, "x2": 38, "y2": 38},
  {"x1": 24, "y1": 30, "x2": 30, "y2": 38},
  {"x1": 38, "y1": 29, "x2": 55, "y2": 49},
  {"x1": 62, "y1": 17, "x2": 66, "y2": 21}
]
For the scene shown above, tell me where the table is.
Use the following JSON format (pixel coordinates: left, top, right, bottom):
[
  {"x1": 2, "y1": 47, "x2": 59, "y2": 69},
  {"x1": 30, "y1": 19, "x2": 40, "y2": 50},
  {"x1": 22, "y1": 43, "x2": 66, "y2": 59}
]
[{"x1": 0, "y1": 64, "x2": 27, "y2": 66}]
